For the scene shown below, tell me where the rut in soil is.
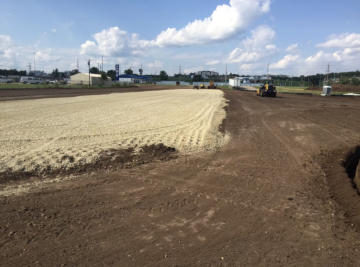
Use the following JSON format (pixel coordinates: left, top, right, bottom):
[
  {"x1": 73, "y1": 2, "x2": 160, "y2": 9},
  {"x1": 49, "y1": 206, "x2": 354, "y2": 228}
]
[{"x1": 344, "y1": 146, "x2": 360, "y2": 193}]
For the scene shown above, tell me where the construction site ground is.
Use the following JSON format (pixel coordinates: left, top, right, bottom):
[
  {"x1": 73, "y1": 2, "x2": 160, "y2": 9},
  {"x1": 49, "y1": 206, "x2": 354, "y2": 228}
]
[{"x1": 1, "y1": 88, "x2": 360, "y2": 266}]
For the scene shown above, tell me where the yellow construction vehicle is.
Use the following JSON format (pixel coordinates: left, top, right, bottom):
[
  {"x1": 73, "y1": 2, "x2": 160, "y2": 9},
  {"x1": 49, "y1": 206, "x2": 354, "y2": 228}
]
[
  {"x1": 208, "y1": 81, "x2": 217, "y2": 89},
  {"x1": 200, "y1": 84, "x2": 206, "y2": 89},
  {"x1": 257, "y1": 82, "x2": 277, "y2": 97}
]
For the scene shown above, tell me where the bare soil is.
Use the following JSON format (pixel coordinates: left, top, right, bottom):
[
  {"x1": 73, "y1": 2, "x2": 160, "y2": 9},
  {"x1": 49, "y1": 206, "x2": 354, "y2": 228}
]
[
  {"x1": 308, "y1": 84, "x2": 360, "y2": 93},
  {"x1": 1, "y1": 89, "x2": 360, "y2": 266},
  {"x1": 0, "y1": 85, "x2": 192, "y2": 101}
]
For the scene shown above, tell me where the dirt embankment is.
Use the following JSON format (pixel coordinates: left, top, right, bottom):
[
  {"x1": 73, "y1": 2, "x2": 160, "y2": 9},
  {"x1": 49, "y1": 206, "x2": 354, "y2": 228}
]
[{"x1": 321, "y1": 146, "x2": 360, "y2": 231}]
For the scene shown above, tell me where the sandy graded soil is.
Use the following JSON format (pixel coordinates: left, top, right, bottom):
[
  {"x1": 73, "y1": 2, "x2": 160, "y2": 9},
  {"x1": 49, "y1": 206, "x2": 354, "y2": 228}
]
[
  {"x1": 0, "y1": 89, "x2": 360, "y2": 266},
  {"x1": 0, "y1": 89, "x2": 227, "y2": 178}
]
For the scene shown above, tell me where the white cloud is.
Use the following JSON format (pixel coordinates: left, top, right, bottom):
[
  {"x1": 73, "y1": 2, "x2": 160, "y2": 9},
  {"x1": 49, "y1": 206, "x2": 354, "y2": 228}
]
[
  {"x1": 80, "y1": 27, "x2": 149, "y2": 57},
  {"x1": 0, "y1": 35, "x2": 12, "y2": 51},
  {"x1": 305, "y1": 51, "x2": 326, "y2": 63},
  {"x1": 184, "y1": 66, "x2": 204, "y2": 74},
  {"x1": 318, "y1": 33, "x2": 360, "y2": 48},
  {"x1": 35, "y1": 49, "x2": 61, "y2": 62},
  {"x1": 80, "y1": 0, "x2": 271, "y2": 57},
  {"x1": 286, "y1": 43, "x2": 298, "y2": 52},
  {"x1": 228, "y1": 25, "x2": 276, "y2": 63},
  {"x1": 271, "y1": 54, "x2": 299, "y2": 69},
  {"x1": 0, "y1": 35, "x2": 18, "y2": 68},
  {"x1": 151, "y1": 0, "x2": 271, "y2": 47},
  {"x1": 147, "y1": 60, "x2": 164, "y2": 69},
  {"x1": 206, "y1": 60, "x2": 220, "y2": 66}
]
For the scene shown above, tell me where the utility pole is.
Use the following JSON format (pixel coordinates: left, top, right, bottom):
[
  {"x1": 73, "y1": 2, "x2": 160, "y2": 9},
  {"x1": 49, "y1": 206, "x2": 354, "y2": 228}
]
[
  {"x1": 267, "y1": 63, "x2": 270, "y2": 80},
  {"x1": 225, "y1": 64, "x2": 228, "y2": 83},
  {"x1": 33, "y1": 53, "x2": 36, "y2": 75},
  {"x1": 76, "y1": 57, "x2": 79, "y2": 71},
  {"x1": 27, "y1": 63, "x2": 32, "y2": 75},
  {"x1": 327, "y1": 63, "x2": 330, "y2": 85},
  {"x1": 102, "y1": 56, "x2": 104, "y2": 72},
  {"x1": 88, "y1": 59, "x2": 91, "y2": 87},
  {"x1": 179, "y1": 65, "x2": 182, "y2": 75}
]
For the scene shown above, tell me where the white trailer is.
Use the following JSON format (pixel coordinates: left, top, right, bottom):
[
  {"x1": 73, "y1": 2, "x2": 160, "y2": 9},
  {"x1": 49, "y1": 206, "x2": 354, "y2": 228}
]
[{"x1": 229, "y1": 77, "x2": 242, "y2": 88}]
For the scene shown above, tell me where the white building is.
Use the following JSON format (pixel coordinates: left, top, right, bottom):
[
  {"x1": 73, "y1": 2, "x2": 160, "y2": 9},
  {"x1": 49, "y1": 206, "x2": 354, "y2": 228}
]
[
  {"x1": 196, "y1": 71, "x2": 219, "y2": 79},
  {"x1": 118, "y1": 75, "x2": 149, "y2": 84},
  {"x1": 70, "y1": 73, "x2": 110, "y2": 86}
]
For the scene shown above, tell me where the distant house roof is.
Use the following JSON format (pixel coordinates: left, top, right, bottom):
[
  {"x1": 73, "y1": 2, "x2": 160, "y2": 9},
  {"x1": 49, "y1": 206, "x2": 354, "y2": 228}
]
[{"x1": 118, "y1": 74, "x2": 150, "y2": 80}]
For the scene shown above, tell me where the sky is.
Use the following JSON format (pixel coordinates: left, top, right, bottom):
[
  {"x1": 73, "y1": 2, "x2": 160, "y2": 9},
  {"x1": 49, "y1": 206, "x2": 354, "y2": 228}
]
[{"x1": 1, "y1": 0, "x2": 360, "y2": 76}]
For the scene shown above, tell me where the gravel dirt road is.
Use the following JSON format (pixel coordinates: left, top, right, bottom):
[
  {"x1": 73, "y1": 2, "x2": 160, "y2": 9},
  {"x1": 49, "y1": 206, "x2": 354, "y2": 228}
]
[{"x1": 0, "y1": 89, "x2": 360, "y2": 266}]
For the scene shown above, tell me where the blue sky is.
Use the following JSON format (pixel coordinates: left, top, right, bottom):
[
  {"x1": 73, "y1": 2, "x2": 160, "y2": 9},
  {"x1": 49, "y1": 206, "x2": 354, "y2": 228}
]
[{"x1": 1, "y1": 0, "x2": 360, "y2": 75}]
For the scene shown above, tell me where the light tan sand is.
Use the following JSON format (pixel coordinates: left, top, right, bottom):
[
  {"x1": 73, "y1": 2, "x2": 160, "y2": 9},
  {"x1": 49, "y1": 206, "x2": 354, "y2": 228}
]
[{"x1": 0, "y1": 89, "x2": 228, "y2": 174}]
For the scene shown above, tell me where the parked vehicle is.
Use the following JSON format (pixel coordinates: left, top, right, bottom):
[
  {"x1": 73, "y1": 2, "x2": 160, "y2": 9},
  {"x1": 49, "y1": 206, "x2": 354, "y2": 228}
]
[
  {"x1": 0, "y1": 76, "x2": 13, "y2": 83},
  {"x1": 20, "y1": 76, "x2": 43, "y2": 84}
]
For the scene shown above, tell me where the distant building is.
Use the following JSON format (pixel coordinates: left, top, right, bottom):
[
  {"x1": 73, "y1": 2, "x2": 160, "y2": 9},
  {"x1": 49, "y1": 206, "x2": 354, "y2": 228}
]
[
  {"x1": 196, "y1": 71, "x2": 219, "y2": 79},
  {"x1": 70, "y1": 73, "x2": 110, "y2": 86},
  {"x1": 118, "y1": 74, "x2": 150, "y2": 84},
  {"x1": 31, "y1": 71, "x2": 47, "y2": 78}
]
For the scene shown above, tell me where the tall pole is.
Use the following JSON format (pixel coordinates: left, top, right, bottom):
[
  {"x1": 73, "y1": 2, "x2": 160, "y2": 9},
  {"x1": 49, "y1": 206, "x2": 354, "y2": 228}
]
[
  {"x1": 34, "y1": 53, "x2": 36, "y2": 75},
  {"x1": 88, "y1": 59, "x2": 91, "y2": 87},
  {"x1": 225, "y1": 64, "x2": 228, "y2": 83},
  {"x1": 267, "y1": 63, "x2": 270, "y2": 80},
  {"x1": 327, "y1": 63, "x2": 330, "y2": 85},
  {"x1": 102, "y1": 56, "x2": 104, "y2": 72}
]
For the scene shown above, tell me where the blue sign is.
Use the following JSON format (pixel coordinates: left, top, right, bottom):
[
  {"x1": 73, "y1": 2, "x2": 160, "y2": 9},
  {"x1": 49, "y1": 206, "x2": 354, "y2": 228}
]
[{"x1": 115, "y1": 64, "x2": 120, "y2": 81}]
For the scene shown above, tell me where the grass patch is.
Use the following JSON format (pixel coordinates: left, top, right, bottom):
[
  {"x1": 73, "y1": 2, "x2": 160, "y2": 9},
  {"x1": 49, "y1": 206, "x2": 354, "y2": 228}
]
[
  {"x1": 276, "y1": 86, "x2": 321, "y2": 95},
  {"x1": 218, "y1": 85, "x2": 233, "y2": 90}
]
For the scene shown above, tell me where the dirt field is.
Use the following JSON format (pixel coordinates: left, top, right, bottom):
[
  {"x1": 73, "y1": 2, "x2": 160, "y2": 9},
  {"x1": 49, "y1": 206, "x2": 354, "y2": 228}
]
[
  {"x1": 0, "y1": 90, "x2": 227, "y2": 178},
  {"x1": 0, "y1": 89, "x2": 360, "y2": 266}
]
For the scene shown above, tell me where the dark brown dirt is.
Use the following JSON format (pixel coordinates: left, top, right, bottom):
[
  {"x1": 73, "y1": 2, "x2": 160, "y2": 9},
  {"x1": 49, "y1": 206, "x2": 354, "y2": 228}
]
[
  {"x1": 0, "y1": 85, "x2": 192, "y2": 101},
  {"x1": 1, "y1": 90, "x2": 360, "y2": 266},
  {"x1": 320, "y1": 146, "x2": 360, "y2": 233},
  {"x1": 0, "y1": 144, "x2": 177, "y2": 184}
]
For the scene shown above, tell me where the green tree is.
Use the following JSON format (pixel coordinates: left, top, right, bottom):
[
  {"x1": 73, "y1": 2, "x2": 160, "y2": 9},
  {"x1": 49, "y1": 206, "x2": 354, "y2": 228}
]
[
  {"x1": 101, "y1": 72, "x2": 108, "y2": 80},
  {"x1": 159, "y1": 70, "x2": 168, "y2": 81},
  {"x1": 107, "y1": 70, "x2": 116, "y2": 81},
  {"x1": 70, "y1": 69, "x2": 79, "y2": 76},
  {"x1": 351, "y1": 77, "x2": 360, "y2": 86},
  {"x1": 90, "y1": 67, "x2": 100, "y2": 74},
  {"x1": 52, "y1": 68, "x2": 59, "y2": 79},
  {"x1": 124, "y1": 68, "x2": 133, "y2": 75}
]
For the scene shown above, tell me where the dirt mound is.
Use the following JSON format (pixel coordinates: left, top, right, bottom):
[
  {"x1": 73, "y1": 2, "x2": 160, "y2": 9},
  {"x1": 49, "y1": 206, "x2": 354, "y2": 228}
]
[
  {"x1": 0, "y1": 144, "x2": 177, "y2": 183},
  {"x1": 322, "y1": 146, "x2": 360, "y2": 230}
]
